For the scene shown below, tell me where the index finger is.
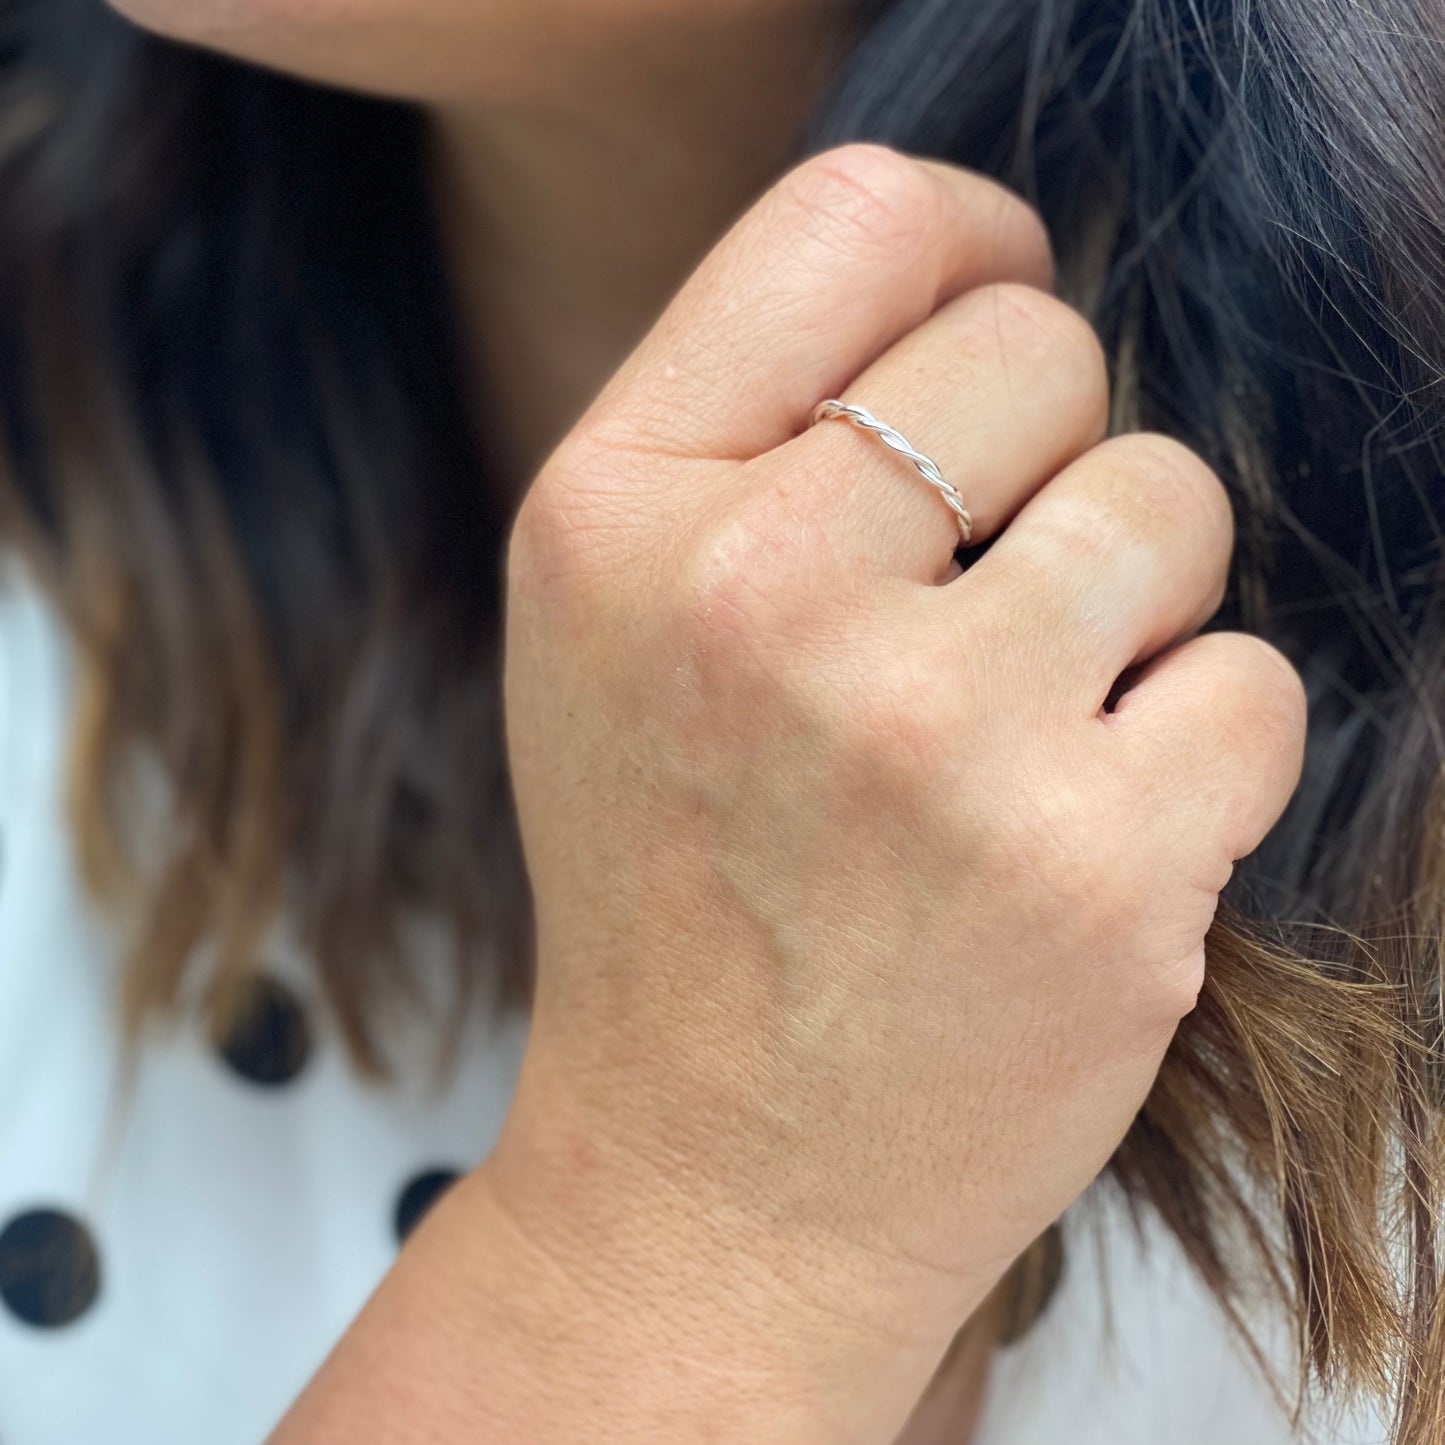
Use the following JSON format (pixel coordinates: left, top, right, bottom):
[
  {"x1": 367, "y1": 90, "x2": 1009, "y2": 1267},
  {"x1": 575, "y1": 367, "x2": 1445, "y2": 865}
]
[{"x1": 587, "y1": 144, "x2": 1054, "y2": 461}]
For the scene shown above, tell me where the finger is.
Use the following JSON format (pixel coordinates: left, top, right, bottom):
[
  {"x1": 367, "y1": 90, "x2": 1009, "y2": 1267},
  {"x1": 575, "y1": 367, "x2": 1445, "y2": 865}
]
[
  {"x1": 1108, "y1": 631, "x2": 1307, "y2": 860},
  {"x1": 956, "y1": 434, "x2": 1236, "y2": 708},
  {"x1": 776, "y1": 282, "x2": 1107, "y2": 582},
  {"x1": 587, "y1": 144, "x2": 1054, "y2": 460}
]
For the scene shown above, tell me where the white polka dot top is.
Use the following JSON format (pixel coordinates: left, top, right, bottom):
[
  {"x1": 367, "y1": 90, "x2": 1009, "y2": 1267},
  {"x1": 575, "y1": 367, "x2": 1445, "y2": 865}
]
[{"x1": 0, "y1": 569, "x2": 1387, "y2": 1445}]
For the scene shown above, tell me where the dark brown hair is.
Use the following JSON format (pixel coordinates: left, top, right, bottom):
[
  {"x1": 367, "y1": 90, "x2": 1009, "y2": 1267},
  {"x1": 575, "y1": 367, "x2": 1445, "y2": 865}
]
[
  {"x1": 0, "y1": 0, "x2": 531, "y2": 1068},
  {"x1": 3, "y1": 0, "x2": 1445, "y2": 1435}
]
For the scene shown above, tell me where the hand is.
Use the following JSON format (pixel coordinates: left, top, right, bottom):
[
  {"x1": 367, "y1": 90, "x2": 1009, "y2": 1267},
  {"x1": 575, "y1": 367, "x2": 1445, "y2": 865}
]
[{"x1": 495, "y1": 144, "x2": 1306, "y2": 1440}]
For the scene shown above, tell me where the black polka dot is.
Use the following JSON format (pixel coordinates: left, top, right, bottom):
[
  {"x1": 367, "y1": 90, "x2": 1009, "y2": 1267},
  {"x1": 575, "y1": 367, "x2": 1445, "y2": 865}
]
[
  {"x1": 394, "y1": 1168, "x2": 461, "y2": 1244},
  {"x1": 211, "y1": 974, "x2": 312, "y2": 1087},
  {"x1": 0, "y1": 1208, "x2": 101, "y2": 1328}
]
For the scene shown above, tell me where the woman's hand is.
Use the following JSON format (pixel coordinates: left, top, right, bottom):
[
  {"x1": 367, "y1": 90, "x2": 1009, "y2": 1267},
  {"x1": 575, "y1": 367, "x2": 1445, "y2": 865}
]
[
  {"x1": 269, "y1": 144, "x2": 1308, "y2": 1445},
  {"x1": 492, "y1": 144, "x2": 1306, "y2": 1440}
]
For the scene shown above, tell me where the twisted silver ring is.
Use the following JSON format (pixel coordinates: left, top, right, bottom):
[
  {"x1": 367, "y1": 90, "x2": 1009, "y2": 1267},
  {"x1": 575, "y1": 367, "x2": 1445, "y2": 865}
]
[{"x1": 809, "y1": 399, "x2": 973, "y2": 545}]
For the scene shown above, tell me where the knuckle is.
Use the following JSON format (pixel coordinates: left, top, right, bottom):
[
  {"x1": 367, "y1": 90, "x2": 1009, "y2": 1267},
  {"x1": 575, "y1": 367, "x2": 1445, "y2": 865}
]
[
  {"x1": 973, "y1": 283, "x2": 1109, "y2": 432},
  {"x1": 670, "y1": 506, "x2": 804, "y2": 653},
  {"x1": 509, "y1": 472, "x2": 587, "y2": 591},
  {"x1": 781, "y1": 144, "x2": 939, "y2": 259},
  {"x1": 986, "y1": 771, "x2": 1093, "y2": 894},
  {"x1": 980, "y1": 283, "x2": 1107, "y2": 382},
  {"x1": 1230, "y1": 634, "x2": 1309, "y2": 754},
  {"x1": 1109, "y1": 430, "x2": 1225, "y2": 528},
  {"x1": 1154, "y1": 949, "x2": 1208, "y2": 1024},
  {"x1": 509, "y1": 441, "x2": 642, "y2": 599},
  {"x1": 1100, "y1": 432, "x2": 1234, "y2": 544},
  {"x1": 977, "y1": 183, "x2": 1054, "y2": 285},
  {"x1": 836, "y1": 645, "x2": 957, "y2": 780}
]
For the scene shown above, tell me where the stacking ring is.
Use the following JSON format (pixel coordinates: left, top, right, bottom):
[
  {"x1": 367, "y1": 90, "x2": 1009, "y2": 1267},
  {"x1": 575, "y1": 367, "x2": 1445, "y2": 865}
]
[{"x1": 810, "y1": 399, "x2": 973, "y2": 545}]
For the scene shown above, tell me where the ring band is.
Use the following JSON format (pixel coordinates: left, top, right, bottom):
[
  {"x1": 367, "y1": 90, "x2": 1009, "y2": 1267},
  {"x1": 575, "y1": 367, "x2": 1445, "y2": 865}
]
[{"x1": 809, "y1": 400, "x2": 974, "y2": 545}]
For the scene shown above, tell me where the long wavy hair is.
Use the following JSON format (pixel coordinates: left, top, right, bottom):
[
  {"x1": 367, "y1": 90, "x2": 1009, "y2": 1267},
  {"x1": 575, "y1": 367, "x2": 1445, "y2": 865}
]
[{"x1": 2, "y1": 0, "x2": 1444, "y2": 1436}]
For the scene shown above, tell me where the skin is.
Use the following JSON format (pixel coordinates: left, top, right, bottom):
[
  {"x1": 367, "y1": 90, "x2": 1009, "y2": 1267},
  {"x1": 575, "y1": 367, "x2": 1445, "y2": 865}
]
[{"x1": 103, "y1": 2, "x2": 1310, "y2": 1441}]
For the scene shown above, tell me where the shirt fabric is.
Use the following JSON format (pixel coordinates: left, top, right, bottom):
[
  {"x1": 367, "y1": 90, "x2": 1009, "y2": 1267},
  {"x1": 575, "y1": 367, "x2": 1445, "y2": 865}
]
[{"x1": 0, "y1": 574, "x2": 1387, "y2": 1445}]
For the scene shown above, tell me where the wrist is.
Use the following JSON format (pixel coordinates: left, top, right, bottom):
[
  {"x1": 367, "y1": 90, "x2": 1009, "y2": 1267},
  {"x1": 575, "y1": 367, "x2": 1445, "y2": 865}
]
[
  {"x1": 471, "y1": 1061, "x2": 997, "y2": 1445},
  {"x1": 450, "y1": 1167, "x2": 853, "y2": 1444}
]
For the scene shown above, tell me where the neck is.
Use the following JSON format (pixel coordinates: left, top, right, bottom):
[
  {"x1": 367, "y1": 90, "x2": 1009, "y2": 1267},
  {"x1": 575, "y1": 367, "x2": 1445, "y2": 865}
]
[{"x1": 430, "y1": 4, "x2": 852, "y2": 491}]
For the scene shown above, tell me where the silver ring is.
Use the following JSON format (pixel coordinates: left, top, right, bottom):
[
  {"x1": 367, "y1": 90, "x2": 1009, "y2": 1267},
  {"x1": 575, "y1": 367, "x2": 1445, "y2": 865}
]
[{"x1": 809, "y1": 400, "x2": 973, "y2": 545}]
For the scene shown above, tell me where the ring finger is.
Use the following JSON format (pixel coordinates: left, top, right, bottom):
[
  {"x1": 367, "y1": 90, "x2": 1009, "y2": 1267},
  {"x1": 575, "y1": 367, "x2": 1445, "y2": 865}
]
[{"x1": 764, "y1": 282, "x2": 1110, "y2": 584}]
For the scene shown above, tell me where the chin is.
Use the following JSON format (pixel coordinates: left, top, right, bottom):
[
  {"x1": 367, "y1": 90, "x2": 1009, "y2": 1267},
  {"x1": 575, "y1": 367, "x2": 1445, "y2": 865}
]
[
  {"x1": 107, "y1": 0, "x2": 297, "y2": 45},
  {"x1": 104, "y1": 0, "x2": 829, "y2": 104},
  {"x1": 102, "y1": 0, "x2": 488, "y2": 100},
  {"x1": 104, "y1": 0, "x2": 351, "y2": 68}
]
